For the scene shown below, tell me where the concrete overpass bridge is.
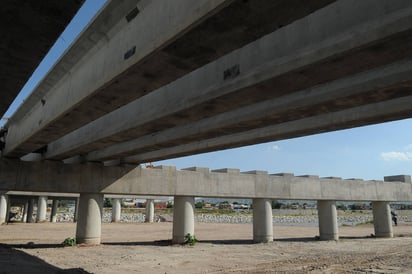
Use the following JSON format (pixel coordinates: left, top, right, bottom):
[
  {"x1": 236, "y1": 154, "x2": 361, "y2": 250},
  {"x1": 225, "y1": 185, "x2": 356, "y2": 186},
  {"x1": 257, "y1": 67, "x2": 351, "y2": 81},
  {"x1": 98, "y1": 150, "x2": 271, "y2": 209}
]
[{"x1": 1, "y1": 0, "x2": 412, "y2": 244}]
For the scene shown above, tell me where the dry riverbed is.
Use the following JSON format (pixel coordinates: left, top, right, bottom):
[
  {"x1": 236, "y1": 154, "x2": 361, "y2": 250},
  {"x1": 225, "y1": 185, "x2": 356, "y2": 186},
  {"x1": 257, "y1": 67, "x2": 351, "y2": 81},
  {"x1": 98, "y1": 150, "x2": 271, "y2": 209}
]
[{"x1": 1, "y1": 221, "x2": 412, "y2": 273}]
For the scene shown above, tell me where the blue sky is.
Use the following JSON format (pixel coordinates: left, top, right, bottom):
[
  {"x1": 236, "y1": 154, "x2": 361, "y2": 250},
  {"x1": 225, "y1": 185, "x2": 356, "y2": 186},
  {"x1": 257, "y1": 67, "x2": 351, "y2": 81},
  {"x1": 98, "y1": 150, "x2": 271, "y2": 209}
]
[{"x1": 2, "y1": 1, "x2": 411, "y2": 181}]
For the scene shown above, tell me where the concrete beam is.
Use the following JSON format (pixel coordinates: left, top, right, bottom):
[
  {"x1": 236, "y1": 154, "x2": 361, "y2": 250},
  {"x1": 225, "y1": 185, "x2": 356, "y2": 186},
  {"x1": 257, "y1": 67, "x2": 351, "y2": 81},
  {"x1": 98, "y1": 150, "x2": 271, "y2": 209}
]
[
  {"x1": 43, "y1": 0, "x2": 412, "y2": 160},
  {"x1": 123, "y1": 94, "x2": 412, "y2": 164},
  {"x1": 5, "y1": 0, "x2": 335, "y2": 157},
  {"x1": 88, "y1": 60, "x2": 412, "y2": 161},
  {"x1": 0, "y1": 158, "x2": 136, "y2": 194},
  {"x1": 1, "y1": 160, "x2": 411, "y2": 201},
  {"x1": 3, "y1": 0, "x2": 231, "y2": 157}
]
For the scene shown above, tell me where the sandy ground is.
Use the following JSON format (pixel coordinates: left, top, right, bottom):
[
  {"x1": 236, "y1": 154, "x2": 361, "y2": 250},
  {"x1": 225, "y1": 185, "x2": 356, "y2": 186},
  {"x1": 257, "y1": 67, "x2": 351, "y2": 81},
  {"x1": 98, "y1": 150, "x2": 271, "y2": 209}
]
[{"x1": 0, "y1": 222, "x2": 411, "y2": 274}]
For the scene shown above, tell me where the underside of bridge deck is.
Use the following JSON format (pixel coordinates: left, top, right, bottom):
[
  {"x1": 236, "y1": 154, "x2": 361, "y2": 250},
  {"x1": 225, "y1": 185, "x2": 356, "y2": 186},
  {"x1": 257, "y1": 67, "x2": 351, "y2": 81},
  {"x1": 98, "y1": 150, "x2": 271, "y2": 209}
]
[
  {"x1": 1, "y1": 0, "x2": 412, "y2": 168},
  {"x1": 0, "y1": 0, "x2": 84, "y2": 118}
]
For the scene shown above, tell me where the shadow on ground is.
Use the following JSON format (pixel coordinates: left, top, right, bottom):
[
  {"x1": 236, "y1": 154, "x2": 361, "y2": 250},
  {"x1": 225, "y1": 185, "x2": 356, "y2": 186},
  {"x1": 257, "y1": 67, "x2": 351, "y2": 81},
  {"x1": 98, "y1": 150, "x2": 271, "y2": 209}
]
[{"x1": 0, "y1": 244, "x2": 90, "y2": 274}]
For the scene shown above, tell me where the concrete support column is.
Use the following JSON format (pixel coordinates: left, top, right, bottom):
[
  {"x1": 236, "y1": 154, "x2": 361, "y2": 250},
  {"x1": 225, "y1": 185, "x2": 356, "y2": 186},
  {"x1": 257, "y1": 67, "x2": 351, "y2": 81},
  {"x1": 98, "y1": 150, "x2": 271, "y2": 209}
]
[
  {"x1": 0, "y1": 194, "x2": 8, "y2": 224},
  {"x1": 50, "y1": 200, "x2": 58, "y2": 223},
  {"x1": 317, "y1": 200, "x2": 338, "y2": 240},
  {"x1": 253, "y1": 198, "x2": 273, "y2": 243},
  {"x1": 172, "y1": 196, "x2": 195, "y2": 244},
  {"x1": 111, "y1": 198, "x2": 121, "y2": 223},
  {"x1": 372, "y1": 201, "x2": 393, "y2": 238},
  {"x1": 22, "y1": 200, "x2": 29, "y2": 223},
  {"x1": 36, "y1": 196, "x2": 48, "y2": 223},
  {"x1": 26, "y1": 199, "x2": 35, "y2": 223},
  {"x1": 73, "y1": 198, "x2": 79, "y2": 222},
  {"x1": 76, "y1": 193, "x2": 103, "y2": 245},
  {"x1": 145, "y1": 199, "x2": 155, "y2": 223}
]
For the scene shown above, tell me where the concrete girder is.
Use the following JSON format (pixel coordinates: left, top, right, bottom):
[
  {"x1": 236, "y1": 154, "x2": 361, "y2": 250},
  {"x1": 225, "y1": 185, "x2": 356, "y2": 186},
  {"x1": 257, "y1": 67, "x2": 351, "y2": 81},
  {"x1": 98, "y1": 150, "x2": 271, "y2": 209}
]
[
  {"x1": 41, "y1": 0, "x2": 412, "y2": 160},
  {"x1": 3, "y1": 0, "x2": 231, "y2": 157},
  {"x1": 86, "y1": 60, "x2": 412, "y2": 161},
  {"x1": 3, "y1": 0, "x2": 334, "y2": 157},
  {"x1": 1, "y1": 160, "x2": 411, "y2": 201},
  {"x1": 123, "y1": 94, "x2": 412, "y2": 164},
  {"x1": 0, "y1": 158, "x2": 136, "y2": 194}
]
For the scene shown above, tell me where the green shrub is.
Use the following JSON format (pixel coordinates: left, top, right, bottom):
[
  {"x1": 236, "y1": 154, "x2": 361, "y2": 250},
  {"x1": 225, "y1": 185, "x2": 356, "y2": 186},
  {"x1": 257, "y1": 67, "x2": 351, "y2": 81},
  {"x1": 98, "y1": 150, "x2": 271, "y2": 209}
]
[
  {"x1": 184, "y1": 233, "x2": 198, "y2": 246},
  {"x1": 62, "y1": 237, "x2": 77, "y2": 247}
]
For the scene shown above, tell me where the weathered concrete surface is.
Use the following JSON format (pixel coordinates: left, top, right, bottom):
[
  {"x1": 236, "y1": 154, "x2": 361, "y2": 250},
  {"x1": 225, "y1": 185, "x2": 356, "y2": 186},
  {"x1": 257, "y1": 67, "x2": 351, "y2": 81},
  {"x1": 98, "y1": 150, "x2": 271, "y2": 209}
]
[
  {"x1": 75, "y1": 193, "x2": 104, "y2": 244},
  {"x1": 372, "y1": 201, "x2": 393, "y2": 238},
  {"x1": 37, "y1": 0, "x2": 412, "y2": 162},
  {"x1": 1, "y1": 161, "x2": 411, "y2": 202},
  {"x1": 0, "y1": 158, "x2": 136, "y2": 193},
  {"x1": 4, "y1": 0, "x2": 333, "y2": 158},
  {"x1": 0, "y1": 0, "x2": 83, "y2": 117}
]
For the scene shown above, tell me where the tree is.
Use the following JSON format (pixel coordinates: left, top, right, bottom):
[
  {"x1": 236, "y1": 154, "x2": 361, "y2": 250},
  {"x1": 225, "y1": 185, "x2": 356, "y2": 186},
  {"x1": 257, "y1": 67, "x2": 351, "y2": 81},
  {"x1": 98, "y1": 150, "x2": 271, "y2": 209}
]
[
  {"x1": 103, "y1": 198, "x2": 112, "y2": 208},
  {"x1": 195, "y1": 201, "x2": 204, "y2": 209}
]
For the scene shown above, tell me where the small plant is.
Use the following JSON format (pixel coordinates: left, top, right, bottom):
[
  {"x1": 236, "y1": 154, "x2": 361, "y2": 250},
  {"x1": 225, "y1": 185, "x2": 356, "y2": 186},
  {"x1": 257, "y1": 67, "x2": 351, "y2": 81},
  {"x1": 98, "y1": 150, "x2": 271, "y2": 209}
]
[
  {"x1": 62, "y1": 237, "x2": 77, "y2": 247},
  {"x1": 184, "y1": 233, "x2": 198, "y2": 246}
]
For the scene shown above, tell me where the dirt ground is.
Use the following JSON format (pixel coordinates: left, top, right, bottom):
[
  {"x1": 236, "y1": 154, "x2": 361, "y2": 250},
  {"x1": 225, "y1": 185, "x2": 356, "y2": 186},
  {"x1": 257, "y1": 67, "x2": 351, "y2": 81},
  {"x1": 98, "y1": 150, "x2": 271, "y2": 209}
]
[{"x1": 0, "y1": 222, "x2": 411, "y2": 274}]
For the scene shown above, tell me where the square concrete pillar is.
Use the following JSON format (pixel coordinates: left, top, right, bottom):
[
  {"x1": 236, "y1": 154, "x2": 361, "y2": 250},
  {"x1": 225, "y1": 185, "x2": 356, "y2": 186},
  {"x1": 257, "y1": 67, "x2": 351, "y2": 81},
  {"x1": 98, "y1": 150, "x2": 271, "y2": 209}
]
[
  {"x1": 36, "y1": 196, "x2": 48, "y2": 223},
  {"x1": 172, "y1": 196, "x2": 195, "y2": 244},
  {"x1": 145, "y1": 199, "x2": 155, "y2": 223},
  {"x1": 372, "y1": 201, "x2": 393, "y2": 238},
  {"x1": 0, "y1": 194, "x2": 8, "y2": 224},
  {"x1": 317, "y1": 200, "x2": 338, "y2": 240},
  {"x1": 253, "y1": 198, "x2": 273, "y2": 243},
  {"x1": 111, "y1": 198, "x2": 121, "y2": 223},
  {"x1": 76, "y1": 193, "x2": 104, "y2": 245}
]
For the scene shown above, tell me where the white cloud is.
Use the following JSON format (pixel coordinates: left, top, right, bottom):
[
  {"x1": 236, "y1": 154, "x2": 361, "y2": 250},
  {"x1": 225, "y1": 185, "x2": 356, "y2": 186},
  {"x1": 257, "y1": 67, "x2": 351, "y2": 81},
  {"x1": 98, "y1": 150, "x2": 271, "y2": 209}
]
[
  {"x1": 268, "y1": 145, "x2": 280, "y2": 151},
  {"x1": 381, "y1": 151, "x2": 412, "y2": 161}
]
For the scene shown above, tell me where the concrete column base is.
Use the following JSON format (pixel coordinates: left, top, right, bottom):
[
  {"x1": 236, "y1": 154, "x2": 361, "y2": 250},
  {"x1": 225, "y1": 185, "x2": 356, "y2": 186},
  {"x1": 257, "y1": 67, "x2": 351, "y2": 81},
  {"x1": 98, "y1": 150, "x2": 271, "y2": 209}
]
[
  {"x1": 172, "y1": 196, "x2": 195, "y2": 244},
  {"x1": 0, "y1": 194, "x2": 8, "y2": 224},
  {"x1": 372, "y1": 201, "x2": 393, "y2": 238},
  {"x1": 253, "y1": 198, "x2": 273, "y2": 243},
  {"x1": 76, "y1": 193, "x2": 103, "y2": 245},
  {"x1": 318, "y1": 200, "x2": 338, "y2": 240},
  {"x1": 111, "y1": 198, "x2": 121, "y2": 223},
  {"x1": 36, "y1": 196, "x2": 48, "y2": 223},
  {"x1": 145, "y1": 199, "x2": 155, "y2": 223},
  {"x1": 51, "y1": 200, "x2": 58, "y2": 223}
]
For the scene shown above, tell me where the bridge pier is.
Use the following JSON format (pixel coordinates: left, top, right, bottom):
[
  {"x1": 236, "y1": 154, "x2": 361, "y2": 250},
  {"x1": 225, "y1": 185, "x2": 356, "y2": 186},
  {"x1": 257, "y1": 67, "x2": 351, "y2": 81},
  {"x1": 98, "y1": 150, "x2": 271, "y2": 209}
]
[
  {"x1": 172, "y1": 196, "x2": 194, "y2": 244},
  {"x1": 26, "y1": 198, "x2": 35, "y2": 223},
  {"x1": 36, "y1": 196, "x2": 48, "y2": 222},
  {"x1": 76, "y1": 193, "x2": 103, "y2": 245},
  {"x1": 74, "y1": 197, "x2": 79, "y2": 222},
  {"x1": 372, "y1": 201, "x2": 393, "y2": 238},
  {"x1": 50, "y1": 199, "x2": 58, "y2": 223},
  {"x1": 145, "y1": 199, "x2": 155, "y2": 223},
  {"x1": 0, "y1": 194, "x2": 8, "y2": 224},
  {"x1": 317, "y1": 200, "x2": 338, "y2": 240},
  {"x1": 22, "y1": 200, "x2": 29, "y2": 223},
  {"x1": 253, "y1": 198, "x2": 273, "y2": 243},
  {"x1": 111, "y1": 198, "x2": 121, "y2": 223}
]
